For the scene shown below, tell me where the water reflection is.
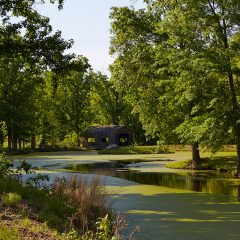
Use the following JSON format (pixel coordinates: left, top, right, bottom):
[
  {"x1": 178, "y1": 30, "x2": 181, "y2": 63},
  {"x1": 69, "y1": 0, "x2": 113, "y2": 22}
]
[{"x1": 63, "y1": 161, "x2": 240, "y2": 198}]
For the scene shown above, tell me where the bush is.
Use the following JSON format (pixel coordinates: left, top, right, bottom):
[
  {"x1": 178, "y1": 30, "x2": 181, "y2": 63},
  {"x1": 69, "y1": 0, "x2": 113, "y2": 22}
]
[
  {"x1": 2, "y1": 192, "x2": 21, "y2": 206},
  {"x1": 0, "y1": 152, "x2": 14, "y2": 178},
  {"x1": 96, "y1": 214, "x2": 113, "y2": 240},
  {"x1": 155, "y1": 141, "x2": 171, "y2": 154},
  {"x1": 52, "y1": 175, "x2": 110, "y2": 232}
]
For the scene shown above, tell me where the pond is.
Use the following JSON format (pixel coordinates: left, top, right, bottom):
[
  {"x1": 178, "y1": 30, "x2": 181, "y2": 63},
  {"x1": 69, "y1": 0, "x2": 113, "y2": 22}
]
[
  {"x1": 14, "y1": 152, "x2": 240, "y2": 240},
  {"x1": 64, "y1": 161, "x2": 240, "y2": 197}
]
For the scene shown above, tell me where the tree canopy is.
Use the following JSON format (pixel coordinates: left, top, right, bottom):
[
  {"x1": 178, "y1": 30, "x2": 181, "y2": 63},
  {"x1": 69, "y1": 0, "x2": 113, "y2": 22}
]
[{"x1": 109, "y1": 0, "x2": 240, "y2": 173}]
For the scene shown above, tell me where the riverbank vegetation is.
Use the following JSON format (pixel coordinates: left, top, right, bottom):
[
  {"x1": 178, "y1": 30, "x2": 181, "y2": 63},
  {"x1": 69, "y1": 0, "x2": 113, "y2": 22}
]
[
  {"x1": 98, "y1": 145, "x2": 171, "y2": 154},
  {"x1": 0, "y1": 178, "x2": 124, "y2": 239},
  {"x1": 0, "y1": 154, "x2": 125, "y2": 239},
  {"x1": 166, "y1": 155, "x2": 238, "y2": 176}
]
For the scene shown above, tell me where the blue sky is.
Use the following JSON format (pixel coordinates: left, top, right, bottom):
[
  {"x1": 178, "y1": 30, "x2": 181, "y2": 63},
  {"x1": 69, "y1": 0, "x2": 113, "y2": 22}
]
[{"x1": 36, "y1": 0, "x2": 145, "y2": 76}]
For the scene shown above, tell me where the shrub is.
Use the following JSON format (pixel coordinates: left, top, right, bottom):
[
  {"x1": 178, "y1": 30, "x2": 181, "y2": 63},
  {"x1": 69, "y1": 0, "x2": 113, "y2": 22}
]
[
  {"x1": 155, "y1": 141, "x2": 171, "y2": 154},
  {"x1": 96, "y1": 214, "x2": 112, "y2": 240},
  {"x1": 52, "y1": 175, "x2": 110, "y2": 233},
  {"x1": 0, "y1": 152, "x2": 14, "y2": 178},
  {"x1": 2, "y1": 192, "x2": 21, "y2": 206}
]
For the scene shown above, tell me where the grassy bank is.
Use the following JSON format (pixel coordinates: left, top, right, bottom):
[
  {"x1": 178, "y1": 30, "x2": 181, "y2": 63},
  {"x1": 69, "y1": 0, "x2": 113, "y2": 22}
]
[
  {"x1": 0, "y1": 210, "x2": 60, "y2": 240},
  {"x1": 98, "y1": 145, "x2": 172, "y2": 154},
  {"x1": 166, "y1": 154, "x2": 237, "y2": 175},
  {"x1": 98, "y1": 145, "x2": 237, "y2": 155},
  {"x1": 0, "y1": 175, "x2": 124, "y2": 240}
]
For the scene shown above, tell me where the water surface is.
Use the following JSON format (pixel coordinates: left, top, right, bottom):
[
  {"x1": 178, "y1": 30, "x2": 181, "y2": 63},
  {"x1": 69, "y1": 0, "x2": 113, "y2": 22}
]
[
  {"x1": 13, "y1": 152, "x2": 240, "y2": 240},
  {"x1": 64, "y1": 161, "x2": 240, "y2": 198}
]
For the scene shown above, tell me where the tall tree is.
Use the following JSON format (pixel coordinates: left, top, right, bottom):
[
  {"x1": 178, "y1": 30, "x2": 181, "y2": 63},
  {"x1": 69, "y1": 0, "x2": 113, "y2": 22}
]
[
  {"x1": 0, "y1": 0, "x2": 75, "y2": 150},
  {"x1": 109, "y1": 6, "x2": 181, "y2": 144},
  {"x1": 109, "y1": 1, "x2": 239, "y2": 170},
  {"x1": 145, "y1": 0, "x2": 240, "y2": 174},
  {"x1": 57, "y1": 56, "x2": 93, "y2": 147},
  {"x1": 0, "y1": 56, "x2": 41, "y2": 150}
]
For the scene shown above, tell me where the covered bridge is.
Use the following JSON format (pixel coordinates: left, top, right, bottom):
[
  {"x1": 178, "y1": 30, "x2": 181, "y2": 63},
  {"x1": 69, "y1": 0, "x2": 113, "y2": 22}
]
[{"x1": 85, "y1": 125, "x2": 133, "y2": 149}]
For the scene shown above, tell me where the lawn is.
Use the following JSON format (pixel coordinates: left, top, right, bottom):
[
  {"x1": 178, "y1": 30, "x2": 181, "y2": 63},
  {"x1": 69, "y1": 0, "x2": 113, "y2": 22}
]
[
  {"x1": 98, "y1": 145, "x2": 171, "y2": 154},
  {"x1": 166, "y1": 152, "x2": 237, "y2": 175}
]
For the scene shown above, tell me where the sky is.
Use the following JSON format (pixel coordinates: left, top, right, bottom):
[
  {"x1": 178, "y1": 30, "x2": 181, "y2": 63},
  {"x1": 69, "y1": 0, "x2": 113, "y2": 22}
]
[{"x1": 36, "y1": 0, "x2": 145, "y2": 76}]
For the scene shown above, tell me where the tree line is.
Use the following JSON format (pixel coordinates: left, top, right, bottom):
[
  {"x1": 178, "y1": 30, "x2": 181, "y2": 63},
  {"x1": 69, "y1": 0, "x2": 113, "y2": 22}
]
[
  {"x1": 0, "y1": 0, "x2": 146, "y2": 152},
  {"x1": 1, "y1": 0, "x2": 240, "y2": 175}
]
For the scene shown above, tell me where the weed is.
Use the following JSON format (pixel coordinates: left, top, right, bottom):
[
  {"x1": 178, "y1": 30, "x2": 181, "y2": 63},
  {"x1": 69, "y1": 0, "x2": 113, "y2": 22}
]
[
  {"x1": 2, "y1": 192, "x2": 21, "y2": 207},
  {"x1": 0, "y1": 225, "x2": 19, "y2": 240},
  {"x1": 96, "y1": 214, "x2": 112, "y2": 240},
  {"x1": 25, "y1": 174, "x2": 50, "y2": 189},
  {"x1": 0, "y1": 152, "x2": 14, "y2": 178},
  {"x1": 52, "y1": 175, "x2": 110, "y2": 233}
]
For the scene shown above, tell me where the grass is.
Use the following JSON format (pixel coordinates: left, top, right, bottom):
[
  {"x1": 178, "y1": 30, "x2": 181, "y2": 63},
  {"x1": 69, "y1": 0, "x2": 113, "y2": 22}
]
[
  {"x1": 2, "y1": 192, "x2": 21, "y2": 206},
  {"x1": 166, "y1": 155, "x2": 237, "y2": 175},
  {"x1": 98, "y1": 145, "x2": 172, "y2": 154},
  {"x1": 0, "y1": 225, "x2": 19, "y2": 240},
  {"x1": 0, "y1": 176, "x2": 75, "y2": 231},
  {"x1": 0, "y1": 175, "x2": 123, "y2": 239},
  {"x1": 0, "y1": 212, "x2": 61, "y2": 240}
]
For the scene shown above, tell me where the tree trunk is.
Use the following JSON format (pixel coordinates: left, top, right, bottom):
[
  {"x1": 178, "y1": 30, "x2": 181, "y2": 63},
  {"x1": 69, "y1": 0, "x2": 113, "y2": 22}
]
[
  {"x1": 18, "y1": 139, "x2": 22, "y2": 149},
  {"x1": 227, "y1": 70, "x2": 240, "y2": 176},
  {"x1": 192, "y1": 142, "x2": 200, "y2": 169},
  {"x1": 220, "y1": 15, "x2": 240, "y2": 176},
  {"x1": 7, "y1": 128, "x2": 12, "y2": 150},
  {"x1": 0, "y1": 128, "x2": 4, "y2": 150},
  {"x1": 31, "y1": 134, "x2": 36, "y2": 150},
  {"x1": 236, "y1": 137, "x2": 240, "y2": 177},
  {"x1": 13, "y1": 135, "x2": 18, "y2": 151},
  {"x1": 77, "y1": 136, "x2": 80, "y2": 148}
]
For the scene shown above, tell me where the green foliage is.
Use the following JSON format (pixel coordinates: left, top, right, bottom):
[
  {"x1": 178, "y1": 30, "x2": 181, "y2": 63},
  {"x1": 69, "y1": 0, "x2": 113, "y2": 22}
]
[
  {"x1": 0, "y1": 176, "x2": 74, "y2": 231},
  {"x1": 0, "y1": 156, "x2": 74, "y2": 231},
  {"x1": 166, "y1": 160, "x2": 192, "y2": 170},
  {"x1": 25, "y1": 175, "x2": 50, "y2": 188},
  {"x1": 0, "y1": 153, "x2": 14, "y2": 178},
  {"x1": 155, "y1": 141, "x2": 171, "y2": 154},
  {"x1": 0, "y1": 0, "x2": 75, "y2": 151},
  {"x1": 2, "y1": 192, "x2": 21, "y2": 206},
  {"x1": 16, "y1": 160, "x2": 34, "y2": 175},
  {"x1": 60, "y1": 132, "x2": 79, "y2": 148},
  {"x1": 109, "y1": 0, "x2": 240, "y2": 172},
  {"x1": 166, "y1": 155, "x2": 237, "y2": 175},
  {"x1": 56, "y1": 56, "x2": 93, "y2": 146},
  {"x1": 0, "y1": 225, "x2": 19, "y2": 240},
  {"x1": 64, "y1": 228, "x2": 80, "y2": 240},
  {"x1": 96, "y1": 214, "x2": 113, "y2": 240},
  {"x1": 90, "y1": 72, "x2": 146, "y2": 144}
]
